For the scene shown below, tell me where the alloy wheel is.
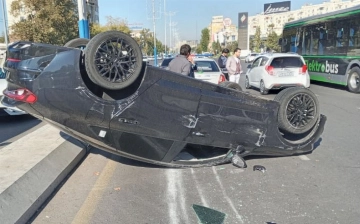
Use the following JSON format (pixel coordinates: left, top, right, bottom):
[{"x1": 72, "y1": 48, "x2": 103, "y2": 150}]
[{"x1": 285, "y1": 93, "x2": 316, "y2": 129}]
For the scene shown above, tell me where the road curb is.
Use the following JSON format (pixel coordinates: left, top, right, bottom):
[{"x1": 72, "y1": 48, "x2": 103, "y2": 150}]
[{"x1": 0, "y1": 134, "x2": 88, "y2": 224}]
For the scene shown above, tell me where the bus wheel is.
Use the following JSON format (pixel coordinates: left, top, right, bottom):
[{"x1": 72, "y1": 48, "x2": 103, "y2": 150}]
[
  {"x1": 274, "y1": 87, "x2": 320, "y2": 134},
  {"x1": 347, "y1": 67, "x2": 360, "y2": 93}
]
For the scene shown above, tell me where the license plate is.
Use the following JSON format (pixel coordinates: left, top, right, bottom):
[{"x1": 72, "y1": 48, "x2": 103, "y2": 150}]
[{"x1": 277, "y1": 71, "x2": 294, "y2": 77}]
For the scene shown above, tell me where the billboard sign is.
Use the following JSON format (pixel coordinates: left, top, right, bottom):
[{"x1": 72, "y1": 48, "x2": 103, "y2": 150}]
[
  {"x1": 264, "y1": 1, "x2": 291, "y2": 15},
  {"x1": 238, "y1": 12, "x2": 248, "y2": 29},
  {"x1": 223, "y1": 18, "x2": 232, "y2": 27}
]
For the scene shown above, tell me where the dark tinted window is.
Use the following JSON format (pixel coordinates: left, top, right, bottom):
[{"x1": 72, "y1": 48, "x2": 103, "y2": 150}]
[
  {"x1": 161, "y1": 58, "x2": 174, "y2": 67},
  {"x1": 270, "y1": 57, "x2": 304, "y2": 68},
  {"x1": 195, "y1": 61, "x2": 220, "y2": 72}
]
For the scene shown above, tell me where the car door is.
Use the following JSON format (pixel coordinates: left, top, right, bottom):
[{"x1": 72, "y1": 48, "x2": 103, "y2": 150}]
[{"x1": 248, "y1": 57, "x2": 262, "y2": 87}]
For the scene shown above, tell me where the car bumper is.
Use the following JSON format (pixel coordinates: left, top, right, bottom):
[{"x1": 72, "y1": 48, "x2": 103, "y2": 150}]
[
  {"x1": 0, "y1": 95, "x2": 27, "y2": 116},
  {"x1": 265, "y1": 75, "x2": 310, "y2": 89}
]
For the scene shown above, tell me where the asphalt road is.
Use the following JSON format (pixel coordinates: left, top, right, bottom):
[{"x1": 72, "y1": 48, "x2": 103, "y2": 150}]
[{"x1": 3, "y1": 61, "x2": 360, "y2": 224}]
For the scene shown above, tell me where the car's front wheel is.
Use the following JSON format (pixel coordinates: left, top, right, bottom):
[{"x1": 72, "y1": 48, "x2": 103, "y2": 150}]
[
  {"x1": 84, "y1": 31, "x2": 143, "y2": 90},
  {"x1": 219, "y1": 81, "x2": 242, "y2": 91},
  {"x1": 245, "y1": 76, "x2": 251, "y2": 89},
  {"x1": 260, "y1": 80, "x2": 268, "y2": 95},
  {"x1": 64, "y1": 38, "x2": 89, "y2": 49},
  {"x1": 274, "y1": 87, "x2": 320, "y2": 134}
]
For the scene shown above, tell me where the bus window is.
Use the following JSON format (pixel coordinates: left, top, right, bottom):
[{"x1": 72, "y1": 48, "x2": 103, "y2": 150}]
[{"x1": 347, "y1": 19, "x2": 360, "y2": 56}]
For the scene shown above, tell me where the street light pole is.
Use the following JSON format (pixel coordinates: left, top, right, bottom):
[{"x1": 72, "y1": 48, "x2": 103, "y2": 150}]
[
  {"x1": 0, "y1": 0, "x2": 8, "y2": 45},
  {"x1": 152, "y1": 0, "x2": 157, "y2": 66},
  {"x1": 77, "y1": 0, "x2": 89, "y2": 38}
]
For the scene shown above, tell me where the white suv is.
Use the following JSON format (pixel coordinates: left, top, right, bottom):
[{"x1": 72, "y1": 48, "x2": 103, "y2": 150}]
[{"x1": 245, "y1": 53, "x2": 310, "y2": 95}]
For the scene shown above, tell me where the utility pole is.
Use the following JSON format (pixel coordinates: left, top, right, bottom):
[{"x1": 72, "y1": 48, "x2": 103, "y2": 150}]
[
  {"x1": 0, "y1": 0, "x2": 8, "y2": 45},
  {"x1": 167, "y1": 11, "x2": 176, "y2": 54},
  {"x1": 164, "y1": 0, "x2": 166, "y2": 55},
  {"x1": 77, "y1": 0, "x2": 89, "y2": 38},
  {"x1": 147, "y1": 0, "x2": 160, "y2": 66}
]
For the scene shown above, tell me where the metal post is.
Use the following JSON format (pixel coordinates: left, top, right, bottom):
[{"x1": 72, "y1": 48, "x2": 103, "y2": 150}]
[
  {"x1": 78, "y1": 0, "x2": 89, "y2": 39},
  {"x1": 152, "y1": 0, "x2": 157, "y2": 66},
  {"x1": 164, "y1": 0, "x2": 166, "y2": 56},
  {"x1": 1, "y1": 0, "x2": 8, "y2": 45}
]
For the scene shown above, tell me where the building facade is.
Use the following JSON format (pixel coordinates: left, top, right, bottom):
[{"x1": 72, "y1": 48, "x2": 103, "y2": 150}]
[
  {"x1": 249, "y1": 0, "x2": 360, "y2": 38},
  {"x1": 206, "y1": 0, "x2": 360, "y2": 51}
]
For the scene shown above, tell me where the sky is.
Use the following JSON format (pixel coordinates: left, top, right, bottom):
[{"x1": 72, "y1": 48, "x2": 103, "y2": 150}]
[{"x1": 98, "y1": 0, "x2": 327, "y2": 43}]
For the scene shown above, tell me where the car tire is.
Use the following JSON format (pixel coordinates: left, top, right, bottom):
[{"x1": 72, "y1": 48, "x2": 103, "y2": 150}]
[
  {"x1": 260, "y1": 80, "x2": 268, "y2": 95},
  {"x1": 64, "y1": 38, "x2": 89, "y2": 49},
  {"x1": 245, "y1": 76, "x2": 251, "y2": 89},
  {"x1": 347, "y1": 67, "x2": 360, "y2": 93},
  {"x1": 219, "y1": 81, "x2": 242, "y2": 91},
  {"x1": 274, "y1": 87, "x2": 320, "y2": 134},
  {"x1": 84, "y1": 31, "x2": 143, "y2": 90}
]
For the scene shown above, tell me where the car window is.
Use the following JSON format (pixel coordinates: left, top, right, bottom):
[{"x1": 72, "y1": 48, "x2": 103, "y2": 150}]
[
  {"x1": 251, "y1": 53, "x2": 258, "y2": 56},
  {"x1": 270, "y1": 57, "x2": 304, "y2": 68},
  {"x1": 252, "y1": 57, "x2": 262, "y2": 68},
  {"x1": 161, "y1": 58, "x2": 174, "y2": 66},
  {"x1": 260, "y1": 57, "x2": 268, "y2": 66},
  {"x1": 195, "y1": 61, "x2": 220, "y2": 72}
]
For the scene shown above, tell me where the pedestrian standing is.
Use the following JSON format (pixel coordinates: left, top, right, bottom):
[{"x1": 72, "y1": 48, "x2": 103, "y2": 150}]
[
  {"x1": 218, "y1": 48, "x2": 229, "y2": 80},
  {"x1": 168, "y1": 44, "x2": 192, "y2": 76},
  {"x1": 225, "y1": 48, "x2": 242, "y2": 84}
]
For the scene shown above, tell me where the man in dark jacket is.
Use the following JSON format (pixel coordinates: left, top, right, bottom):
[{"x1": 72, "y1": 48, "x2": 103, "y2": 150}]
[
  {"x1": 168, "y1": 44, "x2": 192, "y2": 76},
  {"x1": 218, "y1": 48, "x2": 229, "y2": 80}
]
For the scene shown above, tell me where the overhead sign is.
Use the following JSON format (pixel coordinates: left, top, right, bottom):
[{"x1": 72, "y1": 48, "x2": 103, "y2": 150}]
[{"x1": 264, "y1": 1, "x2": 291, "y2": 15}]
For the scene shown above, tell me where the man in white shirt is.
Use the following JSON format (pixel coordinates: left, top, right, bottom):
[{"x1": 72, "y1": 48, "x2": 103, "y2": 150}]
[{"x1": 225, "y1": 48, "x2": 242, "y2": 84}]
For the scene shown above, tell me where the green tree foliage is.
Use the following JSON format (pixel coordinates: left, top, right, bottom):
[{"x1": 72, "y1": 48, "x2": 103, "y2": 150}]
[
  {"x1": 266, "y1": 24, "x2": 280, "y2": 52},
  {"x1": 225, "y1": 41, "x2": 239, "y2": 53},
  {"x1": 252, "y1": 26, "x2": 261, "y2": 52},
  {"x1": 132, "y1": 28, "x2": 164, "y2": 56},
  {"x1": 199, "y1": 28, "x2": 210, "y2": 52},
  {"x1": 212, "y1": 40, "x2": 222, "y2": 55},
  {"x1": 9, "y1": 0, "x2": 78, "y2": 45},
  {"x1": 90, "y1": 16, "x2": 131, "y2": 37}
]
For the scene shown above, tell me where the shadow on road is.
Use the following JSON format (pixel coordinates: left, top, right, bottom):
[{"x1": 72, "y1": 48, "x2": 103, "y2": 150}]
[{"x1": 0, "y1": 114, "x2": 41, "y2": 144}]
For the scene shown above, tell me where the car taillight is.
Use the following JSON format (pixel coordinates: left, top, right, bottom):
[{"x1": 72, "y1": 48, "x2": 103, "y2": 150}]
[
  {"x1": 3, "y1": 88, "x2": 37, "y2": 104},
  {"x1": 299, "y1": 65, "x2": 307, "y2": 74},
  {"x1": 265, "y1": 65, "x2": 274, "y2": 75},
  {"x1": 218, "y1": 74, "x2": 226, "y2": 83}
]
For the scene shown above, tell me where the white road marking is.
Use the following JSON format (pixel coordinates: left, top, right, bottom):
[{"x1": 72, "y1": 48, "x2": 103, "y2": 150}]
[
  {"x1": 299, "y1": 155, "x2": 311, "y2": 161},
  {"x1": 212, "y1": 167, "x2": 244, "y2": 223},
  {"x1": 175, "y1": 170, "x2": 190, "y2": 224},
  {"x1": 166, "y1": 169, "x2": 179, "y2": 224},
  {"x1": 191, "y1": 168, "x2": 209, "y2": 207}
]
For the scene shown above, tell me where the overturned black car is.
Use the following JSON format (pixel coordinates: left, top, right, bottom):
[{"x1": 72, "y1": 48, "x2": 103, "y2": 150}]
[{"x1": 2, "y1": 31, "x2": 326, "y2": 168}]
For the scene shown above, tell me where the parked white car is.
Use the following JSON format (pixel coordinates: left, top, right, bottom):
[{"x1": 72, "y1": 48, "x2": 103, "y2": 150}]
[
  {"x1": 245, "y1": 53, "x2": 259, "y2": 63},
  {"x1": 245, "y1": 53, "x2": 310, "y2": 95},
  {"x1": 193, "y1": 58, "x2": 226, "y2": 84}
]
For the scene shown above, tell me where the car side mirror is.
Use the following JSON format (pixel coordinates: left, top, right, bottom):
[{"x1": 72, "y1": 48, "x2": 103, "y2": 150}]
[{"x1": 247, "y1": 64, "x2": 252, "y2": 69}]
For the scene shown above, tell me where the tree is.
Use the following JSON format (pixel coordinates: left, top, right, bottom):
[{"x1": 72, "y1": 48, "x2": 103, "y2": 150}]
[
  {"x1": 9, "y1": 0, "x2": 78, "y2": 45},
  {"x1": 199, "y1": 28, "x2": 210, "y2": 53},
  {"x1": 212, "y1": 40, "x2": 222, "y2": 55},
  {"x1": 90, "y1": 16, "x2": 131, "y2": 37},
  {"x1": 266, "y1": 24, "x2": 280, "y2": 52},
  {"x1": 225, "y1": 41, "x2": 239, "y2": 53},
  {"x1": 251, "y1": 26, "x2": 261, "y2": 52}
]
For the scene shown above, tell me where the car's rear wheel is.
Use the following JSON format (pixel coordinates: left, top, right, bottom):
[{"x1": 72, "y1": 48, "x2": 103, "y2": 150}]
[
  {"x1": 219, "y1": 81, "x2": 242, "y2": 91},
  {"x1": 84, "y1": 31, "x2": 143, "y2": 90},
  {"x1": 245, "y1": 76, "x2": 251, "y2": 89},
  {"x1": 64, "y1": 38, "x2": 89, "y2": 49},
  {"x1": 347, "y1": 67, "x2": 360, "y2": 93},
  {"x1": 274, "y1": 87, "x2": 320, "y2": 134},
  {"x1": 260, "y1": 80, "x2": 268, "y2": 95}
]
